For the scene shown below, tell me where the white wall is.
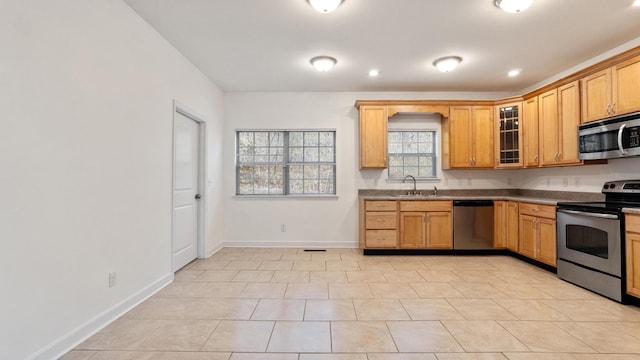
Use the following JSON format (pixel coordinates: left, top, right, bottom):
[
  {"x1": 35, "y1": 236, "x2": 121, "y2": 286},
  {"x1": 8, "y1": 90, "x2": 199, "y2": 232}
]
[
  {"x1": 222, "y1": 91, "x2": 518, "y2": 248},
  {"x1": 0, "y1": 1, "x2": 224, "y2": 359}
]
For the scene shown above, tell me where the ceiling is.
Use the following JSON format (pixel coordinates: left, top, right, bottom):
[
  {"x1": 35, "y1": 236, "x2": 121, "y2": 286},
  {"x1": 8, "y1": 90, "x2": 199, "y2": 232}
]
[{"x1": 123, "y1": 0, "x2": 640, "y2": 93}]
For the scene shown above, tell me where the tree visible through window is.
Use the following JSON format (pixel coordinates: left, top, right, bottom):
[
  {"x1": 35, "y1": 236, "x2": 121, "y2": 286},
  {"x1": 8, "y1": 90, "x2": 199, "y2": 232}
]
[
  {"x1": 236, "y1": 130, "x2": 336, "y2": 195},
  {"x1": 388, "y1": 130, "x2": 437, "y2": 179}
]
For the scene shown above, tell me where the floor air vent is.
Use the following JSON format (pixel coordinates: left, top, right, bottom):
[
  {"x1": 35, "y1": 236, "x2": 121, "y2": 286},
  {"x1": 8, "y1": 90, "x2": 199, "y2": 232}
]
[{"x1": 303, "y1": 249, "x2": 327, "y2": 252}]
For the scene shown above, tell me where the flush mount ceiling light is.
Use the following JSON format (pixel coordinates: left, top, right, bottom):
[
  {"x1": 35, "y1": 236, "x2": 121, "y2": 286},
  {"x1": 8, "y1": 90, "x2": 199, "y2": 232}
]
[
  {"x1": 369, "y1": 69, "x2": 380, "y2": 77},
  {"x1": 634, "y1": 0, "x2": 640, "y2": 7},
  {"x1": 508, "y1": 69, "x2": 521, "y2": 77},
  {"x1": 307, "y1": 0, "x2": 344, "y2": 13},
  {"x1": 433, "y1": 56, "x2": 462, "y2": 73},
  {"x1": 494, "y1": 0, "x2": 534, "y2": 13},
  {"x1": 310, "y1": 56, "x2": 337, "y2": 72}
]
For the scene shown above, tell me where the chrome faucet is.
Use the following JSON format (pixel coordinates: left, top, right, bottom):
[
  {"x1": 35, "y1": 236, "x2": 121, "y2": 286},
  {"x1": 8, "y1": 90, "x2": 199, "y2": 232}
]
[
  {"x1": 403, "y1": 175, "x2": 417, "y2": 195},
  {"x1": 433, "y1": 186, "x2": 438, "y2": 196}
]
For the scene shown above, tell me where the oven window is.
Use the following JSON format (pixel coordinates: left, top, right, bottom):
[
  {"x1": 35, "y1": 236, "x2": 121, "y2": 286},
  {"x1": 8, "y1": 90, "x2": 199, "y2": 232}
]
[{"x1": 565, "y1": 225, "x2": 608, "y2": 259}]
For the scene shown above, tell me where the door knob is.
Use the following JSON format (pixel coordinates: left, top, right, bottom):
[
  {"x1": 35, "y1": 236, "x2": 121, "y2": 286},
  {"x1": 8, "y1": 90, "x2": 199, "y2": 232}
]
[{"x1": 195, "y1": 194, "x2": 201, "y2": 199}]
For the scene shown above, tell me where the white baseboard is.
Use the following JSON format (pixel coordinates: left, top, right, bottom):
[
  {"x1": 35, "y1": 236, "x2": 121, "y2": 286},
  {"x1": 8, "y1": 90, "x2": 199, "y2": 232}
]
[
  {"x1": 28, "y1": 273, "x2": 174, "y2": 360},
  {"x1": 206, "y1": 242, "x2": 224, "y2": 257},
  {"x1": 221, "y1": 240, "x2": 358, "y2": 248}
]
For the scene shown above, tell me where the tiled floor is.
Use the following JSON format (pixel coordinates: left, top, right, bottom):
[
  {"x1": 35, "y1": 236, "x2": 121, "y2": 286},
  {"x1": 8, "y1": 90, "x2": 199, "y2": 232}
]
[{"x1": 62, "y1": 248, "x2": 640, "y2": 360}]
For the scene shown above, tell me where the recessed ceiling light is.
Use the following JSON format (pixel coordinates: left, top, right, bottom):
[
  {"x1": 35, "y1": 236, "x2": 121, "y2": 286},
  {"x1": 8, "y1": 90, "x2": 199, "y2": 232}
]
[
  {"x1": 369, "y1": 69, "x2": 380, "y2": 77},
  {"x1": 508, "y1": 69, "x2": 521, "y2": 77},
  {"x1": 494, "y1": 0, "x2": 534, "y2": 13},
  {"x1": 307, "y1": 0, "x2": 344, "y2": 13},
  {"x1": 633, "y1": 0, "x2": 640, "y2": 7},
  {"x1": 433, "y1": 56, "x2": 462, "y2": 72},
  {"x1": 310, "y1": 56, "x2": 337, "y2": 72}
]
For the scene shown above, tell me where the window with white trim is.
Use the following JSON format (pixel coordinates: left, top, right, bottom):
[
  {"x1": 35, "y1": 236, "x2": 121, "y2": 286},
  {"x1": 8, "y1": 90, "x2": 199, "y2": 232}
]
[
  {"x1": 236, "y1": 130, "x2": 336, "y2": 195},
  {"x1": 387, "y1": 130, "x2": 437, "y2": 179}
]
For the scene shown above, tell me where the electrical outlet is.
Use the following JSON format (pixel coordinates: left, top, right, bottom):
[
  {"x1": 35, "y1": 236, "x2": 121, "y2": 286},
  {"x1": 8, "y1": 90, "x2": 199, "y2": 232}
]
[
  {"x1": 280, "y1": 224, "x2": 286, "y2": 232},
  {"x1": 108, "y1": 272, "x2": 117, "y2": 288}
]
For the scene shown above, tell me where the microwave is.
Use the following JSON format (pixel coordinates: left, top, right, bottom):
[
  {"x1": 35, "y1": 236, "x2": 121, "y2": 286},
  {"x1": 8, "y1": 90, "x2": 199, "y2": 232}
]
[{"x1": 578, "y1": 111, "x2": 640, "y2": 160}]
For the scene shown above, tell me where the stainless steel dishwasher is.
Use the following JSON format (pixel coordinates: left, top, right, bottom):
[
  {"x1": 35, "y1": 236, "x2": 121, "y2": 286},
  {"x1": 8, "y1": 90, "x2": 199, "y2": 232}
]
[{"x1": 453, "y1": 200, "x2": 494, "y2": 249}]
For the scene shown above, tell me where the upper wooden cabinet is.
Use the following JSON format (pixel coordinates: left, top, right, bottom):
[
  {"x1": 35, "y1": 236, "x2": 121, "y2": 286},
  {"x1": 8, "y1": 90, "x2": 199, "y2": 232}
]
[
  {"x1": 445, "y1": 106, "x2": 494, "y2": 168},
  {"x1": 523, "y1": 96, "x2": 540, "y2": 167},
  {"x1": 538, "y1": 81, "x2": 582, "y2": 167},
  {"x1": 359, "y1": 106, "x2": 388, "y2": 169},
  {"x1": 581, "y1": 54, "x2": 640, "y2": 123},
  {"x1": 495, "y1": 102, "x2": 523, "y2": 168}
]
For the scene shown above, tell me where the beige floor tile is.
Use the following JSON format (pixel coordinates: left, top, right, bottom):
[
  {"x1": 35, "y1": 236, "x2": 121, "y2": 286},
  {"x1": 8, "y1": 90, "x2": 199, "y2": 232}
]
[
  {"x1": 87, "y1": 351, "x2": 231, "y2": 360},
  {"x1": 435, "y1": 354, "x2": 508, "y2": 360},
  {"x1": 400, "y1": 299, "x2": 464, "y2": 320},
  {"x1": 258, "y1": 260, "x2": 294, "y2": 270},
  {"x1": 417, "y1": 270, "x2": 465, "y2": 282},
  {"x1": 293, "y1": 260, "x2": 327, "y2": 271},
  {"x1": 493, "y1": 299, "x2": 570, "y2": 321},
  {"x1": 300, "y1": 354, "x2": 368, "y2": 360},
  {"x1": 250, "y1": 299, "x2": 305, "y2": 320},
  {"x1": 390, "y1": 261, "x2": 428, "y2": 271},
  {"x1": 441, "y1": 320, "x2": 527, "y2": 352},
  {"x1": 200, "y1": 320, "x2": 274, "y2": 352},
  {"x1": 450, "y1": 283, "x2": 508, "y2": 299},
  {"x1": 239, "y1": 282, "x2": 287, "y2": 298},
  {"x1": 311, "y1": 253, "x2": 343, "y2": 261},
  {"x1": 304, "y1": 299, "x2": 357, "y2": 320},
  {"x1": 189, "y1": 260, "x2": 230, "y2": 271},
  {"x1": 123, "y1": 297, "x2": 257, "y2": 320},
  {"x1": 331, "y1": 321, "x2": 397, "y2": 353},
  {"x1": 284, "y1": 282, "x2": 329, "y2": 299},
  {"x1": 270, "y1": 270, "x2": 310, "y2": 283},
  {"x1": 58, "y1": 350, "x2": 96, "y2": 360},
  {"x1": 231, "y1": 353, "x2": 296, "y2": 360},
  {"x1": 329, "y1": 283, "x2": 374, "y2": 299},
  {"x1": 347, "y1": 270, "x2": 387, "y2": 283},
  {"x1": 326, "y1": 260, "x2": 361, "y2": 271},
  {"x1": 370, "y1": 283, "x2": 418, "y2": 298},
  {"x1": 310, "y1": 270, "x2": 348, "y2": 283},
  {"x1": 267, "y1": 321, "x2": 331, "y2": 352},
  {"x1": 490, "y1": 282, "x2": 555, "y2": 299},
  {"x1": 155, "y1": 281, "x2": 246, "y2": 298},
  {"x1": 447, "y1": 299, "x2": 516, "y2": 320},
  {"x1": 368, "y1": 354, "x2": 437, "y2": 360},
  {"x1": 504, "y1": 354, "x2": 640, "y2": 360},
  {"x1": 249, "y1": 253, "x2": 284, "y2": 261},
  {"x1": 454, "y1": 259, "x2": 500, "y2": 270},
  {"x1": 533, "y1": 283, "x2": 602, "y2": 300},
  {"x1": 224, "y1": 261, "x2": 263, "y2": 270},
  {"x1": 232, "y1": 270, "x2": 274, "y2": 282},
  {"x1": 174, "y1": 270, "x2": 205, "y2": 282},
  {"x1": 613, "y1": 321, "x2": 640, "y2": 338},
  {"x1": 193, "y1": 270, "x2": 238, "y2": 282},
  {"x1": 383, "y1": 270, "x2": 426, "y2": 283},
  {"x1": 387, "y1": 321, "x2": 464, "y2": 352},
  {"x1": 353, "y1": 299, "x2": 410, "y2": 320},
  {"x1": 554, "y1": 321, "x2": 640, "y2": 353},
  {"x1": 357, "y1": 262, "x2": 395, "y2": 271},
  {"x1": 77, "y1": 319, "x2": 218, "y2": 351},
  {"x1": 541, "y1": 300, "x2": 621, "y2": 321},
  {"x1": 589, "y1": 300, "x2": 640, "y2": 321},
  {"x1": 409, "y1": 283, "x2": 465, "y2": 298},
  {"x1": 280, "y1": 253, "x2": 312, "y2": 261},
  {"x1": 498, "y1": 321, "x2": 594, "y2": 353},
  {"x1": 452, "y1": 270, "x2": 504, "y2": 283}
]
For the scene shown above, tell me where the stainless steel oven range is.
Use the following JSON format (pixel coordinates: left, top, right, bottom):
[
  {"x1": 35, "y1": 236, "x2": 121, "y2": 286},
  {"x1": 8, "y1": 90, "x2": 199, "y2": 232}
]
[{"x1": 556, "y1": 180, "x2": 640, "y2": 302}]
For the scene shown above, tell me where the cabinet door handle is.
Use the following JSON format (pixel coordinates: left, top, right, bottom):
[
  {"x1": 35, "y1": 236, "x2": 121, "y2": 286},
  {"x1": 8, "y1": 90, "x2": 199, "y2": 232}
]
[
  {"x1": 534, "y1": 155, "x2": 539, "y2": 164},
  {"x1": 612, "y1": 102, "x2": 616, "y2": 114},
  {"x1": 376, "y1": 204, "x2": 384, "y2": 207},
  {"x1": 496, "y1": 159, "x2": 499, "y2": 166},
  {"x1": 376, "y1": 219, "x2": 385, "y2": 222},
  {"x1": 606, "y1": 104, "x2": 611, "y2": 116}
]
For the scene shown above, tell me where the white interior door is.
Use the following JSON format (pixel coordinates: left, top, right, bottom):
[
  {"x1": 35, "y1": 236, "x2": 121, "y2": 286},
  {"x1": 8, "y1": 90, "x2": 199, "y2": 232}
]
[{"x1": 172, "y1": 111, "x2": 200, "y2": 271}]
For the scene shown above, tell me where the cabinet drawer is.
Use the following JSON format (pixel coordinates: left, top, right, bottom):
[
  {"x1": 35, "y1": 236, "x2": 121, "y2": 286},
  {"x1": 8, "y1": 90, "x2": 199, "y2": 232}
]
[
  {"x1": 519, "y1": 202, "x2": 556, "y2": 219},
  {"x1": 365, "y1": 201, "x2": 397, "y2": 211},
  {"x1": 365, "y1": 230, "x2": 397, "y2": 248},
  {"x1": 400, "y1": 200, "x2": 452, "y2": 212},
  {"x1": 365, "y1": 212, "x2": 397, "y2": 229},
  {"x1": 626, "y1": 214, "x2": 640, "y2": 234}
]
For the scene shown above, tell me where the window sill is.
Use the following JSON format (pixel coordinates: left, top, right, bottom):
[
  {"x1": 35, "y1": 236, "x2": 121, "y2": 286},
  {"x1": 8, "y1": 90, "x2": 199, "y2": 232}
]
[
  {"x1": 386, "y1": 178, "x2": 441, "y2": 183},
  {"x1": 233, "y1": 194, "x2": 339, "y2": 199}
]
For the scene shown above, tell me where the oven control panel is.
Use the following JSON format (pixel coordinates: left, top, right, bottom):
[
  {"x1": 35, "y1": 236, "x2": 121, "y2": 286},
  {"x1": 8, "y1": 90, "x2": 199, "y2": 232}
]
[{"x1": 603, "y1": 180, "x2": 640, "y2": 193}]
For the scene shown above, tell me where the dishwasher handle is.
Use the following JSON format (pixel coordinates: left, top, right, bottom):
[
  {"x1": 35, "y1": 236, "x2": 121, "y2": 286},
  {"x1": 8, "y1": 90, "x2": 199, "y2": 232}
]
[{"x1": 453, "y1": 200, "x2": 494, "y2": 207}]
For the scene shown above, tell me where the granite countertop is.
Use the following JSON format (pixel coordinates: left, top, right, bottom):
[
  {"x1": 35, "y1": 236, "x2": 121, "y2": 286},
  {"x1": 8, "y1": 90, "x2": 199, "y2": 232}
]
[
  {"x1": 623, "y1": 208, "x2": 640, "y2": 214},
  {"x1": 359, "y1": 189, "x2": 604, "y2": 206}
]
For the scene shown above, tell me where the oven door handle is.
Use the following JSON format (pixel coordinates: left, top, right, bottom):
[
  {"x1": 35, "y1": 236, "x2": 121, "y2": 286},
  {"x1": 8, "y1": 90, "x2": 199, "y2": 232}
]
[
  {"x1": 618, "y1": 123, "x2": 628, "y2": 155},
  {"x1": 557, "y1": 209, "x2": 619, "y2": 220}
]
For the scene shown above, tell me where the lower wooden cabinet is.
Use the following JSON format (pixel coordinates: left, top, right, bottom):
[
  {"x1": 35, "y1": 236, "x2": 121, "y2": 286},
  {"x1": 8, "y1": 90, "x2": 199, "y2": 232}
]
[
  {"x1": 494, "y1": 200, "x2": 519, "y2": 250},
  {"x1": 360, "y1": 199, "x2": 452, "y2": 250},
  {"x1": 518, "y1": 202, "x2": 556, "y2": 266},
  {"x1": 626, "y1": 214, "x2": 640, "y2": 298}
]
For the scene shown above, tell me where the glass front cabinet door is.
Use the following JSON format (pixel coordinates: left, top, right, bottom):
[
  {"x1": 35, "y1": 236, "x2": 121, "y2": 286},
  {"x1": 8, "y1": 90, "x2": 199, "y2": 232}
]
[{"x1": 495, "y1": 102, "x2": 523, "y2": 168}]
